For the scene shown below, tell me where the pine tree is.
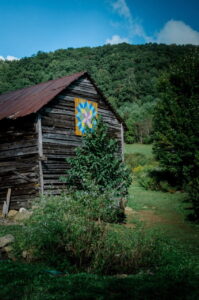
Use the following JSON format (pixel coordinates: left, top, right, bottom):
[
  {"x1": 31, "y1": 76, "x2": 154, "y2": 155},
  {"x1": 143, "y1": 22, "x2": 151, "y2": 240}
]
[
  {"x1": 153, "y1": 54, "x2": 199, "y2": 218},
  {"x1": 61, "y1": 118, "x2": 131, "y2": 198}
]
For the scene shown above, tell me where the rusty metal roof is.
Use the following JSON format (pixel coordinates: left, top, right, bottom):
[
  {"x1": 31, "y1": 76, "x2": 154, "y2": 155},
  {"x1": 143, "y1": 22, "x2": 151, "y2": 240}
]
[
  {"x1": 0, "y1": 71, "x2": 86, "y2": 120},
  {"x1": 0, "y1": 71, "x2": 125, "y2": 126}
]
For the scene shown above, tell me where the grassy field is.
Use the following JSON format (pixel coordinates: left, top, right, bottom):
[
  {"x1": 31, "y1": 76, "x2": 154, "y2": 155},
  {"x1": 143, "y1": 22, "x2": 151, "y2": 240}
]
[
  {"x1": 128, "y1": 184, "x2": 199, "y2": 255},
  {"x1": 125, "y1": 143, "x2": 153, "y2": 157},
  {"x1": 126, "y1": 143, "x2": 199, "y2": 255},
  {"x1": 0, "y1": 143, "x2": 199, "y2": 299}
]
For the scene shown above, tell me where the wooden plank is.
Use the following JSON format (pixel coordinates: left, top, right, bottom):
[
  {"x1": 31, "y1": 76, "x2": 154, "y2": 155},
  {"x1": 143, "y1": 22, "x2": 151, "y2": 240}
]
[
  {"x1": 36, "y1": 115, "x2": 44, "y2": 195},
  {"x1": 65, "y1": 91, "x2": 100, "y2": 101},
  {"x1": 43, "y1": 164, "x2": 69, "y2": 169},
  {"x1": 44, "y1": 180, "x2": 65, "y2": 184},
  {"x1": 0, "y1": 147, "x2": 38, "y2": 159},
  {"x1": 43, "y1": 133, "x2": 82, "y2": 141},
  {"x1": 2, "y1": 188, "x2": 11, "y2": 217},
  {"x1": 42, "y1": 118, "x2": 75, "y2": 129},
  {"x1": 37, "y1": 115, "x2": 43, "y2": 158},
  {"x1": 43, "y1": 113, "x2": 74, "y2": 122},
  {"x1": 43, "y1": 138, "x2": 81, "y2": 147},
  {"x1": 0, "y1": 139, "x2": 38, "y2": 151},
  {"x1": 43, "y1": 173, "x2": 67, "y2": 178},
  {"x1": 44, "y1": 108, "x2": 74, "y2": 116},
  {"x1": 43, "y1": 149, "x2": 75, "y2": 156},
  {"x1": 42, "y1": 127, "x2": 73, "y2": 135},
  {"x1": 0, "y1": 177, "x2": 38, "y2": 186},
  {"x1": 43, "y1": 142, "x2": 76, "y2": 150}
]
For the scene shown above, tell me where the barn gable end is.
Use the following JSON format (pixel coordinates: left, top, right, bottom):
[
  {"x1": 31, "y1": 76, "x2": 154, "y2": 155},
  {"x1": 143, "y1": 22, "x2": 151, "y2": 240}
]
[
  {"x1": 40, "y1": 75, "x2": 123, "y2": 196},
  {"x1": 0, "y1": 72, "x2": 124, "y2": 209}
]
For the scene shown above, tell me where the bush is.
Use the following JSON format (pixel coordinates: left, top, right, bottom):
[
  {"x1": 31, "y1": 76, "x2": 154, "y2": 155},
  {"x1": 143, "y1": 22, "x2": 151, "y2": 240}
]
[
  {"x1": 15, "y1": 189, "x2": 113, "y2": 271},
  {"x1": 68, "y1": 179, "x2": 123, "y2": 223},
  {"x1": 61, "y1": 118, "x2": 131, "y2": 199},
  {"x1": 1, "y1": 257, "x2": 199, "y2": 300},
  {"x1": 134, "y1": 165, "x2": 178, "y2": 192},
  {"x1": 124, "y1": 130, "x2": 135, "y2": 144},
  {"x1": 125, "y1": 152, "x2": 150, "y2": 170},
  {"x1": 153, "y1": 55, "x2": 199, "y2": 217},
  {"x1": 91, "y1": 227, "x2": 163, "y2": 275},
  {"x1": 186, "y1": 177, "x2": 199, "y2": 220},
  {"x1": 15, "y1": 189, "x2": 169, "y2": 275}
]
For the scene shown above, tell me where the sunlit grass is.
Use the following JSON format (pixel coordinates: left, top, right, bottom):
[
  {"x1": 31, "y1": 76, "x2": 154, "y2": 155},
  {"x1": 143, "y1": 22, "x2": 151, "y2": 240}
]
[
  {"x1": 125, "y1": 143, "x2": 153, "y2": 158},
  {"x1": 125, "y1": 144, "x2": 199, "y2": 255},
  {"x1": 0, "y1": 143, "x2": 199, "y2": 299}
]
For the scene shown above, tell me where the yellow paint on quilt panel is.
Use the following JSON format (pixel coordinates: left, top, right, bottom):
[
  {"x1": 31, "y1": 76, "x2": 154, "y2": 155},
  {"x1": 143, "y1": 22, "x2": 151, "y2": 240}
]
[{"x1": 74, "y1": 98, "x2": 98, "y2": 136}]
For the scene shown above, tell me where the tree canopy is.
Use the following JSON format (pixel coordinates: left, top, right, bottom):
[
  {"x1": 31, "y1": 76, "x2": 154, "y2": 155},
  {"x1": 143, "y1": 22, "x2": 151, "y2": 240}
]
[
  {"x1": 153, "y1": 53, "x2": 199, "y2": 218},
  {"x1": 0, "y1": 43, "x2": 198, "y2": 142}
]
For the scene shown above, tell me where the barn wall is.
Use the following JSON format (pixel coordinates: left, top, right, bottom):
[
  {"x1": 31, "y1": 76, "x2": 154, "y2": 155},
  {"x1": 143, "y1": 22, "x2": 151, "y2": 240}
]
[
  {"x1": 0, "y1": 116, "x2": 40, "y2": 209},
  {"x1": 40, "y1": 75, "x2": 122, "y2": 195}
]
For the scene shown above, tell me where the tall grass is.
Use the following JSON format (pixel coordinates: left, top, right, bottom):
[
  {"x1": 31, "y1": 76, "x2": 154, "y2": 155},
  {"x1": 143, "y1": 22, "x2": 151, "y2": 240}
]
[
  {"x1": 14, "y1": 191, "x2": 169, "y2": 275},
  {"x1": 1, "y1": 251, "x2": 199, "y2": 300}
]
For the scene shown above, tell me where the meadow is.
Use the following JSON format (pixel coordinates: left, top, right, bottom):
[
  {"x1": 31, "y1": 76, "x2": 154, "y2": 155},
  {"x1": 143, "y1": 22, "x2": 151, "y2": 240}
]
[
  {"x1": 127, "y1": 144, "x2": 199, "y2": 255},
  {"x1": 0, "y1": 144, "x2": 199, "y2": 300}
]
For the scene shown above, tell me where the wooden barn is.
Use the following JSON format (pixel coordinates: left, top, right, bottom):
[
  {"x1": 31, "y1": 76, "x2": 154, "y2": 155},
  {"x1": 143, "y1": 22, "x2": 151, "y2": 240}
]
[{"x1": 0, "y1": 71, "x2": 125, "y2": 210}]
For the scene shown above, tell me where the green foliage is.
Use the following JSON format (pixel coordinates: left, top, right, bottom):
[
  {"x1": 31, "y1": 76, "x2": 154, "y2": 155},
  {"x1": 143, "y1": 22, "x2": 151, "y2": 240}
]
[
  {"x1": 0, "y1": 43, "x2": 198, "y2": 142},
  {"x1": 124, "y1": 144, "x2": 178, "y2": 193},
  {"x1": 153, "y1": 54, "x2": 199, "y2": 218},
  {"x1": 0, "y1": 225, "x2": 21, "y2": 237},
  {"x1": 90, "y1": 227, "x2": 163, "y2": 275},
  {"x1": 15, "y1": 192, "x2": 167, "y2": 276},
  {"x1": 1, "y1": 244, "x2": 199, "y2": 299},
  {"x1": 186, "y1": 177, "x2": 199, "y2": 220},
  {"x1": 61, "y1": 118, "x2": 131, "y2": 198},
  {"x1": 120, "y1": 100, "x2": 157, "y2": 144},
  {"x1": 15, "y1": 192, "x2": 111, "y2": 271},
  {"x1": 125, "y1": 152, "x2": 154, "y2": 170},
  {"x1": 72, "y1": 182, "x2": 121, "y2": 223},
  {"x1": 2, "y1": 142, "x2": 199, "y2": 299},
  {"x1": 134, "y1": 165, "x2": 178, "y2": 192}
]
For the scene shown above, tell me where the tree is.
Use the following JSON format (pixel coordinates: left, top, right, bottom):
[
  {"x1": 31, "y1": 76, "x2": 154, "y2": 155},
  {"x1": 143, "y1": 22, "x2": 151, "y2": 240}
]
[
  {"x1": 61, "y1": 118, "x2": 131, "y2": 198},
  {"x1": 1, "y1": 44, "x2": 198, "y2": 144},
  {"x1": 153, "y1": 54, "x2": 199, "y2": 218}
]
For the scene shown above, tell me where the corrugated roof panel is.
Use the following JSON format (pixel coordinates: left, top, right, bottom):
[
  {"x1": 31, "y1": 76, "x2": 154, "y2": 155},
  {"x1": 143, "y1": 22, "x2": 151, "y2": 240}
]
[
  {"x1": 0, "y1": 71, "x2": 125, "y2": 127},
  {"x1": 0, "y1": 71, "x2": 86, "y2": 120}
]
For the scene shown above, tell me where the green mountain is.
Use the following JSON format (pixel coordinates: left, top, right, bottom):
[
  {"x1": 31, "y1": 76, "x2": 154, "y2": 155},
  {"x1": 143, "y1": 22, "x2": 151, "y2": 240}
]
[{"x1": 0, "y1": 43, "x2": 198, "y2": 142}]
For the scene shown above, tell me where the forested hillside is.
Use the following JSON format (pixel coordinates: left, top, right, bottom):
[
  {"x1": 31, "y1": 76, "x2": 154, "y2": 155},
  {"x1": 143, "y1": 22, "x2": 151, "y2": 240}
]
[{"x1": 0, "y1": 43, "x2": 198, "y2": 142}]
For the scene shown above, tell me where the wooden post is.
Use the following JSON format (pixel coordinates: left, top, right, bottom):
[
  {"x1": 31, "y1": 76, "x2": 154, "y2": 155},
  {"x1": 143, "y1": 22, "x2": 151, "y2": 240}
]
[
  {"x1": 36, "y1": 115, "x2": 44, "y2": 195},
  {"x1": 121, "y1": 123, "x2": 124, "y2": 162},
  {"x1": 2, "y1": 188, "x2": 11, "y2": 217}
]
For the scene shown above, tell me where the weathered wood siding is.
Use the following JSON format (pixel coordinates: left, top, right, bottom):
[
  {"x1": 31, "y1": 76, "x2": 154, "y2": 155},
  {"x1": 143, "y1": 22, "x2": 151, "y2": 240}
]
[
  {"x1": 0, "y1": 75, "x2": 123, "y2": 208},
  {"x1": 40, "y1": 75, "x2": 122, "y2": 195},
  {"x1": 0, "y1": 116, "x2": 40, "y2": 209}
]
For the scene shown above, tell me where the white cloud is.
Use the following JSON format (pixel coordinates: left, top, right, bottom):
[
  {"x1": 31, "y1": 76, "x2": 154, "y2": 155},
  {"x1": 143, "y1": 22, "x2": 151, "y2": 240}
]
[
  {"x1": 106, "y1": 34, "x2": 129, "y2": 44},
  {"x1": 130, "y1": 23, "x2": 151, "y2": 42},
  {"x1": 110, "y1": 0, "x2": 151, "y2": 43},
  {"x1": 110, "y1": 1, "x2": 199, "y2": 46},
  {"x1": 156, "y1": 20, "x2": 199, "y2": 45},
  {"x1": 6, "y1": 55, "x2": 19, "y2": 61},
  {"x1": 0, "y1": 55, "x2": 19, "y2": 61},
  {"x1": 112, "y1": 0, "x2": 131, "y2": 19}
]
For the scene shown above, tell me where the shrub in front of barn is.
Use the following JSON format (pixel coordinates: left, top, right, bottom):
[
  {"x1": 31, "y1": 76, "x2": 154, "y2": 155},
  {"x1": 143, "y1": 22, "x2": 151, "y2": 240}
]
[
  {"x1": 61, "y1": 118, "x2": 132, "y2": 220},
  {"x1": 13, "y1": 121, "x2": 162, "y2": 274},
  {"x1": 15, "y1": 192, "x2": 165, "y2": 275},
  {"x1": 15, "y1": 193, "x2": 108, "y2": 271}
]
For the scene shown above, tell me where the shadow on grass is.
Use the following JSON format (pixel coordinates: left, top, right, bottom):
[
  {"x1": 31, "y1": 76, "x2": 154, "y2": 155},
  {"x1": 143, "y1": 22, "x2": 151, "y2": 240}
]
[{"x1": 0, "y1": 260, "x2": 199, "y2": 300}]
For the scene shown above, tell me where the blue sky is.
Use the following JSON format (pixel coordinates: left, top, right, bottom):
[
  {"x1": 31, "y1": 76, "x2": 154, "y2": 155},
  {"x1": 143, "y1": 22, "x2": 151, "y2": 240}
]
[{"x1": 0, "y1": 0, "x2": 199, "y2": 60}]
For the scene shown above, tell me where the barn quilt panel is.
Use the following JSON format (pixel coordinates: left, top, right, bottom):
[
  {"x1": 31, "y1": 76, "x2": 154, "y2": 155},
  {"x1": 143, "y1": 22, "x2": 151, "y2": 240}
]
[{"x1": 74, "y1": 98, "x2": 98, "y2": 136}]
